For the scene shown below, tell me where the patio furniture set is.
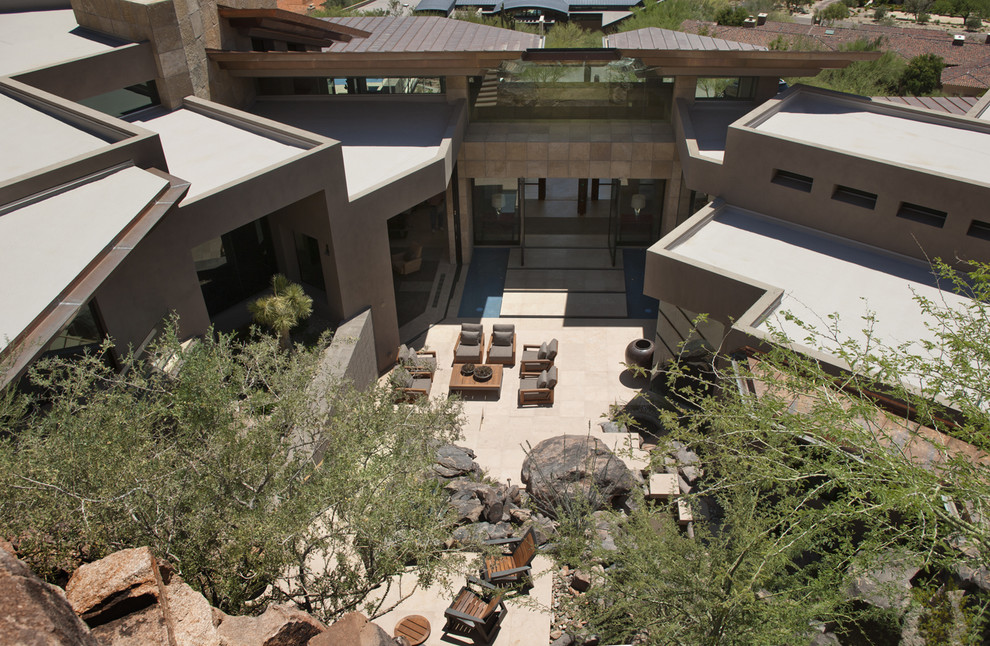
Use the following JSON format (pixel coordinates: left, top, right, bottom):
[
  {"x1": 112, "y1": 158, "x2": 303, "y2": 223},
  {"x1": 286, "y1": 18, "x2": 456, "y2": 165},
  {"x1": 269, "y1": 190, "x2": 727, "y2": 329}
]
[
  {"x1": 439, "y1": 528, "x2": 539, "y2": 644},
  {"x1": 394, "y1": 324, "x2": 559, "y2": 406}
]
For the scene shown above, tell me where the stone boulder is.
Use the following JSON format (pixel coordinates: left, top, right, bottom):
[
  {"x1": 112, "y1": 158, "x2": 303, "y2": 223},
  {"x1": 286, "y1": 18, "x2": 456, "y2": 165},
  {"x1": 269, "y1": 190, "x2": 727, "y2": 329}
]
[
  {"x1": 166, "y1": 579, "x2": 221, "y2": 646},
  {"x1": 309, "y1": 612, "x2": 397, "y2": 646},
  {"x1": 521, "y1": 435, "x2": 636, "y2": 517},
  {"x1": 65, "y1": 546, "x2": 163, "y2": 625},
  {"x1": 218, "y1": 603, "x2": 325, "y2": 646},
  {"x1": 90, "y1": 604, "x2": 170, "y2": 646},
  {"x1": 845, "y1": 551, "x2": 922, "y2": 611},
  {"x1": 0, "y1": 545, "x2": 99, "y2": 646},
  {"x1": 433, "y1": 445, "x2": 482, "y2": 478}
]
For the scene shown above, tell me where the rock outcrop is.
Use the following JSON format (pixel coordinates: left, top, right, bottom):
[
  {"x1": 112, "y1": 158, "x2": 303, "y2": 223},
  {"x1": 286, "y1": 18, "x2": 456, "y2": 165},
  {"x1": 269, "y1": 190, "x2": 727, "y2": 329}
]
[
  {"x1": 218, "y1": 604, "x2": 325, "y2": 646},
  {"x1": 0, "y1": 544, "x2": 99, "y2": 646},
  {"x1": 521, "y1": 435, "x2": 636, "y2": 517},
  {"x1": 309, "y1": 612, "x2": 398, "y2": 646}
]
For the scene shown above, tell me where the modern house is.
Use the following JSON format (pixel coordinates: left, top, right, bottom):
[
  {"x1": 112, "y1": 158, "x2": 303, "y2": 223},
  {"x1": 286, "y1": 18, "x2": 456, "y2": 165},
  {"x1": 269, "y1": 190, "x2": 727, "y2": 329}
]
[{"x1": 4, "y1": 0, "x2": 964, "y2": 393}]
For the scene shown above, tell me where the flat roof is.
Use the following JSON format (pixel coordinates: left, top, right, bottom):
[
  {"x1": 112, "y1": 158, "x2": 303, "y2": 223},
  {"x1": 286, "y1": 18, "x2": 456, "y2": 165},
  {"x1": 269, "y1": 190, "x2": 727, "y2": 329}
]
[
  {"x1": 0, "y1": 9, "x2": 123, "y2": 77},
  {"x1": 752, "y1": 92, "x2": 990, "y2": 186},
  {"x1": 131, "y1": 108, "x2": 306, "y2": 203},
  {"x1": 669, "y1": 206, "x2": 972, "y2": 360},
  {"x1": 0, "y1": 166, "x2": 168, "y2": 354},
  {"x1": 250, "y1": 99, "x2": 454, "y2": 199},
  {"x1": 0, "y1": 92, "x2": 112, "y2": 183}
]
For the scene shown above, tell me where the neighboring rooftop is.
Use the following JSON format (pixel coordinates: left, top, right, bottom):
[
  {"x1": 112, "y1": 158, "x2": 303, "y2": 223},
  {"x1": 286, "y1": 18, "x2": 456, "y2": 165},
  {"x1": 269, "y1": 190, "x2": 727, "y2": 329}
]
[
  {"x1": 607, "y1": 27, "x2": 767, "y2": 51},
  {"x1": 0, "y1": 92, "x2": 113, "y2": 184},
  {"x1": 871, "y1": 94, "x2": 980, "y2": 115},
  {"x1": 251, "y1": 99, "x2": 456, "y2": 199},
  {"x1": 130, "y1": 108, "x2": 307, "y2": 203},
  {"x1": 0, "y1": 9, "x2": 124, "y2": 77},
  {"x1": 668, "y1": 205, "x2": 972, "y2": 360},
  {"x1": 0, "y1": 166, "x2": 168, "y2": 354},
  {"x1": 750, "y1": 91, "x2": 990, "y2": 186},
  {"x1": 323, "y1": 16, "x2": 541, "y2": 52},
  {"x1": 682, "y1": 18, "x2": 990, "y2": 91}
]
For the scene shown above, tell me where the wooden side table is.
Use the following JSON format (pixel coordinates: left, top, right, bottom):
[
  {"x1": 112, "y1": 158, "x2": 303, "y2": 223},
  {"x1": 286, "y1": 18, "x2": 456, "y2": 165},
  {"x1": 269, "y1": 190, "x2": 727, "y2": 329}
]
[{"x1": 394, "y1": 614, "x2": 431, "y2": 646}]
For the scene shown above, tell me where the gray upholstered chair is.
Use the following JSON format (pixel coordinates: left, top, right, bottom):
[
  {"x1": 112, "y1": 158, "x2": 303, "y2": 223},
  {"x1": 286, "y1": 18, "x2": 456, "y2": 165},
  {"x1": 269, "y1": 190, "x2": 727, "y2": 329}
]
[
  {"x1": 485, "y1": 323, "x2": 516, "y2": 366},
  {"x1": 397, "y1": 344, "x2": 437, "y2": 373},
  {"x1": 393, "y1": 366, "x2": 433, "y2": 403},
  {"x1": 453, "y1": 323, "x2": 484, "y2": 365},
  {"x1": 518, "y1": 365, "x2": 557, "y2": 406},
  {"x1": 520, "y1": 338, "x2": 558, "y2": 377}
]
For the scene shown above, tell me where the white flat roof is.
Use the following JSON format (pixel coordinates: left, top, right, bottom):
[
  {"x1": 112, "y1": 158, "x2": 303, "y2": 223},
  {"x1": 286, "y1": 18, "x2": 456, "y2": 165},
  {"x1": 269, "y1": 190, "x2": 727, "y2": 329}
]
[
  {"x1": 250, "y1": 99, "x2": 451, "y2": 199},
  {"x1": 670, "y1": 206, "x2": 972, "y2": 360},
  {"x1": 0, "y1": 166, "x2": 168, "y2": 354},
  {"x1": 0, "y1": 10, "x2": 120, "y2": 76},
  {"x1": 753, "y1": 93, "x2": 990, "y2": 186},
  {"x1": 131, "y1": 108, "x2": 306, "y2": 203},
  {"x1": 0, "y1": 92, "x2": 111, "y2": 183}
]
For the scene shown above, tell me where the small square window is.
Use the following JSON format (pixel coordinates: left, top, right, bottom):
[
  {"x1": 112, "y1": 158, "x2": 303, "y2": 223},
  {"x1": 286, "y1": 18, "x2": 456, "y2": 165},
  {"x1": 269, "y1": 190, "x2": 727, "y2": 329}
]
[
  {"x1": 832, "y1": 185, "x2": 877, "y2": 209},
  {"x1": 967, "y1": 219, "x2": 990, "y2": 241},
  {"x1": 772, "y1": 169, "x2": 814, "y2": 192},
  {"x1": 896, "y1": 202, "x2": 947, "y2": 228}
]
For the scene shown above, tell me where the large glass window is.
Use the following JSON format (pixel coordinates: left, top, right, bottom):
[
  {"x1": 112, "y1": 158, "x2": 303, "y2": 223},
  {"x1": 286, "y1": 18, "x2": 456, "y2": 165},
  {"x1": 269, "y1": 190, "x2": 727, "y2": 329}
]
[
  {"x1": 192, "y1": 218, "x2": 278, "y2": 316},
  {"x1": 472, "y1": 179, "x2": 520, "y2": 245},
  {"x1": 471, "y1": 60, "x2": 674, "y2": 121},
  {"x1": 615, "y1": 179, "x2": 664, "y2": 246},
  {"x1": 695, "y1": 77, "x2": 757, "y2": 100},
  {"x1": 256, "y1": 77, "x2": 444, "y2": 96},
  {"x1": 78, "y1": 81, "x2": 160, "y2": 117},
  {"x1": 45, "y1": 301, "x2": 105, "y2": 356}
]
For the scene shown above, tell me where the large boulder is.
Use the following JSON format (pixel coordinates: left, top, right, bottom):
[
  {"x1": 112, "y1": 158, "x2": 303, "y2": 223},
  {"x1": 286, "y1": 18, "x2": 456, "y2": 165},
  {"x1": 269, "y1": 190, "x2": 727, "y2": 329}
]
[
  {"x1": 165, "y1": 579, "x2": 221, "y2": 646},
  {"x1": 309, "y1": 612, "x2": 397, "y2": 646},
  {"x1": 65, "y1": 547, "x2": 163, "y2": 624},
  {"x1": 218, "y1": 604, "x2": 325, "y2": 646},
  {"x1": 0, "y1": 545, "x2": 99, "y2": 645},
  {"x1": 845, "y1": 551, "x2": 922, "y2": 611},
  {"x1": 433, "y1": 445, "x2": 482, "y2": 478},
  {"x1": 521, "y1": 435, "x2": 636, "y2": 517},
  {"x1": 90, "y1": 604, "x2": 170, "y2": 646}
]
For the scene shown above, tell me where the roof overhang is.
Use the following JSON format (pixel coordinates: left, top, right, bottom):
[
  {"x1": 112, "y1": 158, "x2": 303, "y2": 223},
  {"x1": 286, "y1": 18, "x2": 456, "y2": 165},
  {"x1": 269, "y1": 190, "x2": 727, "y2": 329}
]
[
  {"x1": 522, "y1": 48, "x2": 620, "y2": 62},
  {"x1": 207, "y1": 50, "x2": 532, "y2": 77},
  {"x1": 0, "y1": 165, "x2": 189, "y2": 388},
  {"x1": 218, "y1": 7, "x2": 371, "y2": 45}
]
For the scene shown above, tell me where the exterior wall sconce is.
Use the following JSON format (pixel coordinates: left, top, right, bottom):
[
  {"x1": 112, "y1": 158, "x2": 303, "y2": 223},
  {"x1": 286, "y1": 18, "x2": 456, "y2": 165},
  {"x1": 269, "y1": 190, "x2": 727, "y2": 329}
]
[{"x1": 631, "y1": 193, "x2": 646, "y2": 216}]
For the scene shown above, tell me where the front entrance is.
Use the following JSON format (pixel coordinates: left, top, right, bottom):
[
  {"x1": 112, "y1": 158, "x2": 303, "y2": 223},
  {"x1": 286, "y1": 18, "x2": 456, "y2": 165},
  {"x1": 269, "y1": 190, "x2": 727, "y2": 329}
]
[{"x1": 472, "y1": 177, "x2": 664, "y2": 266}]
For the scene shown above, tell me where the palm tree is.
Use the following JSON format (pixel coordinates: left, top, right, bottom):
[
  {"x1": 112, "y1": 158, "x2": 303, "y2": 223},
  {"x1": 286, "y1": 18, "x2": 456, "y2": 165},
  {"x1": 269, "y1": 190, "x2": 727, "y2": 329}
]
[{"x1": 249, "y1": 274, "x2": 313, "y2": 350}]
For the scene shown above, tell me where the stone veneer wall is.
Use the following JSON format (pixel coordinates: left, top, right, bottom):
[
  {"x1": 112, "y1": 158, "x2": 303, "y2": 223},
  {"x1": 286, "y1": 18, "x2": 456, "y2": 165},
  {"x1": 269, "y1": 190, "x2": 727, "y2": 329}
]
[{"x1": 70, "y1": 0, "x2": 273, "y2": 108}]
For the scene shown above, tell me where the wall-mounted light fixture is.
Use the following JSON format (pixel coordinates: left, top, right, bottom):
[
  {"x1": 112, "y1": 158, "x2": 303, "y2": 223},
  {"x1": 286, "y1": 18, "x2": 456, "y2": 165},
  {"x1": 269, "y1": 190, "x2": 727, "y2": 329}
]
[
  {"x1": 631, "y1": 193, "x2": 646, "y2": 217},
  {"x1": 492, "y1": 193, "x2": 504, "y2": 215}
]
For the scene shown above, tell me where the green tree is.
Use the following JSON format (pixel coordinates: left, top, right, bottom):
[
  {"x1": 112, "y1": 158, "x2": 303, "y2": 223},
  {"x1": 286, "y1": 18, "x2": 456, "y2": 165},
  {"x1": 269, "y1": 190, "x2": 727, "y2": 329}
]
[
  {"x1": 714, "y1": 5, "x2": 752, "y2": 25},
  {"x1": 250, "y1": 274, "x2": 313, "y2": 350},
  {"x1": 558, "y1": 259, "x2": 990, "y2": 643},
  {"x1": 904, "y1": 0, "x2": 936, "y2": 20},
  {"x1": 545, "y1": 22, "x2": 603, "y2": 48},
  {"x1": 901, "y1": 53, "x2": 944, "y2": 95},
  {"x1": 0, "y1": 326, "x2": 464, "y2": 620},
  {"x1": 617, "y1": 0, "x2": 725, "y2": 32},
  {"x1": 817, "y1": 1, "x2": 850, "y2": 24}
]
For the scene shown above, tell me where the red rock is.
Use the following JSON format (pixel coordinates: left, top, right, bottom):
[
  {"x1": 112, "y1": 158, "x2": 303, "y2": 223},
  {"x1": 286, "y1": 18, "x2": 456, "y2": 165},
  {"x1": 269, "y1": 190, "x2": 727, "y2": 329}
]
[
  {"x1": 0, "y1": 547, "x2": 99, "y2": 646},
  {"x1": 218, "y1": 603, "x2": 325, "y2": 646},
  {"x1": 309, "y1": 612, "x2": 396, "y2": 646},
  {"x1": 66, "y1": 547, "x2": 163, "y2": 623}
]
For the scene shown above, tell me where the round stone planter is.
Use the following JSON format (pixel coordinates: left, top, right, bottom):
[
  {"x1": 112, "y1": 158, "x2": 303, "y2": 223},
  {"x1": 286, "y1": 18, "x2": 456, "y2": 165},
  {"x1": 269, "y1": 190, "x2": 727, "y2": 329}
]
[{"x1": 625, "y1": 338, "x2": 655, "y2": 370}]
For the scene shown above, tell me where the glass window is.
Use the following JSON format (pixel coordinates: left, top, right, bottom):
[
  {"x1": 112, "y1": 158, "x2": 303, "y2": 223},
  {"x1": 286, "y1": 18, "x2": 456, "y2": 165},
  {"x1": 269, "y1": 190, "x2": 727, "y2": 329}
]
[
  {"x1": 472, "y1": 179, "x2": 519, "y2": 245},
  {"x1": 471, "y1": 59, "x2": 674, "y2": 121},
  {"x1": 193, "y1": 218, "x2": 278, "y2": 316},
  {"x1": 256, "y1": 77, "x2": 444, "y2": 96},
  {"x1": 46, "y1": 301, "x2": 104, "y2": 354},
  {"x1": 78, "y1": 81, "x2": 160, "y2": 117},
  {"x1": 616, "y1": 179, "x2": 664, "y2": 246},
  {"x1": 695, "y1": 77, "x2": 757, "y2": 100}
]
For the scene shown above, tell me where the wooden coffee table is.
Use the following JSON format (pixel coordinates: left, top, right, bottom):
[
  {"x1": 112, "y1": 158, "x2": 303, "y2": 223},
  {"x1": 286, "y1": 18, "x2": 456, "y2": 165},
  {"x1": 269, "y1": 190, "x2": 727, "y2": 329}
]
[
  {"x1": 394, "y1": 614, "x2": 430, "y2": 645},
  {"x1": 449, "y1": 364, "x2": 503, "y2": 395}
]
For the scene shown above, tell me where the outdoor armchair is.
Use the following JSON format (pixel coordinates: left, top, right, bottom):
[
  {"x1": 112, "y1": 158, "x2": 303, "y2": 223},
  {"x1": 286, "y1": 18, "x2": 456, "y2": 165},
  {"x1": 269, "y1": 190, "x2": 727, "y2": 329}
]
[
  {"x1": 485, "y1": 323, "x2": 516, "y2": 366},
  {"x1": 520, "y1": 338, "x2": 558, "y2": 377},
  {"x1": 397, "y1": 344, "x2": 437, "y2": 373},
  {"x1": 393, "y1": 366, "x2": 433, "y2": 403},
  {"x1": 518, "y1": 366, "x2": 557, "y2": 406},
  {"x1": 481, "y1": 527, "x2": 537, "y2": 587},
  {"x1": 443, "y1": 576, "x2": 507, "y2": 644},
  {"x1": 453, "y1": 323, "x2": 484, "y2": 365}
]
